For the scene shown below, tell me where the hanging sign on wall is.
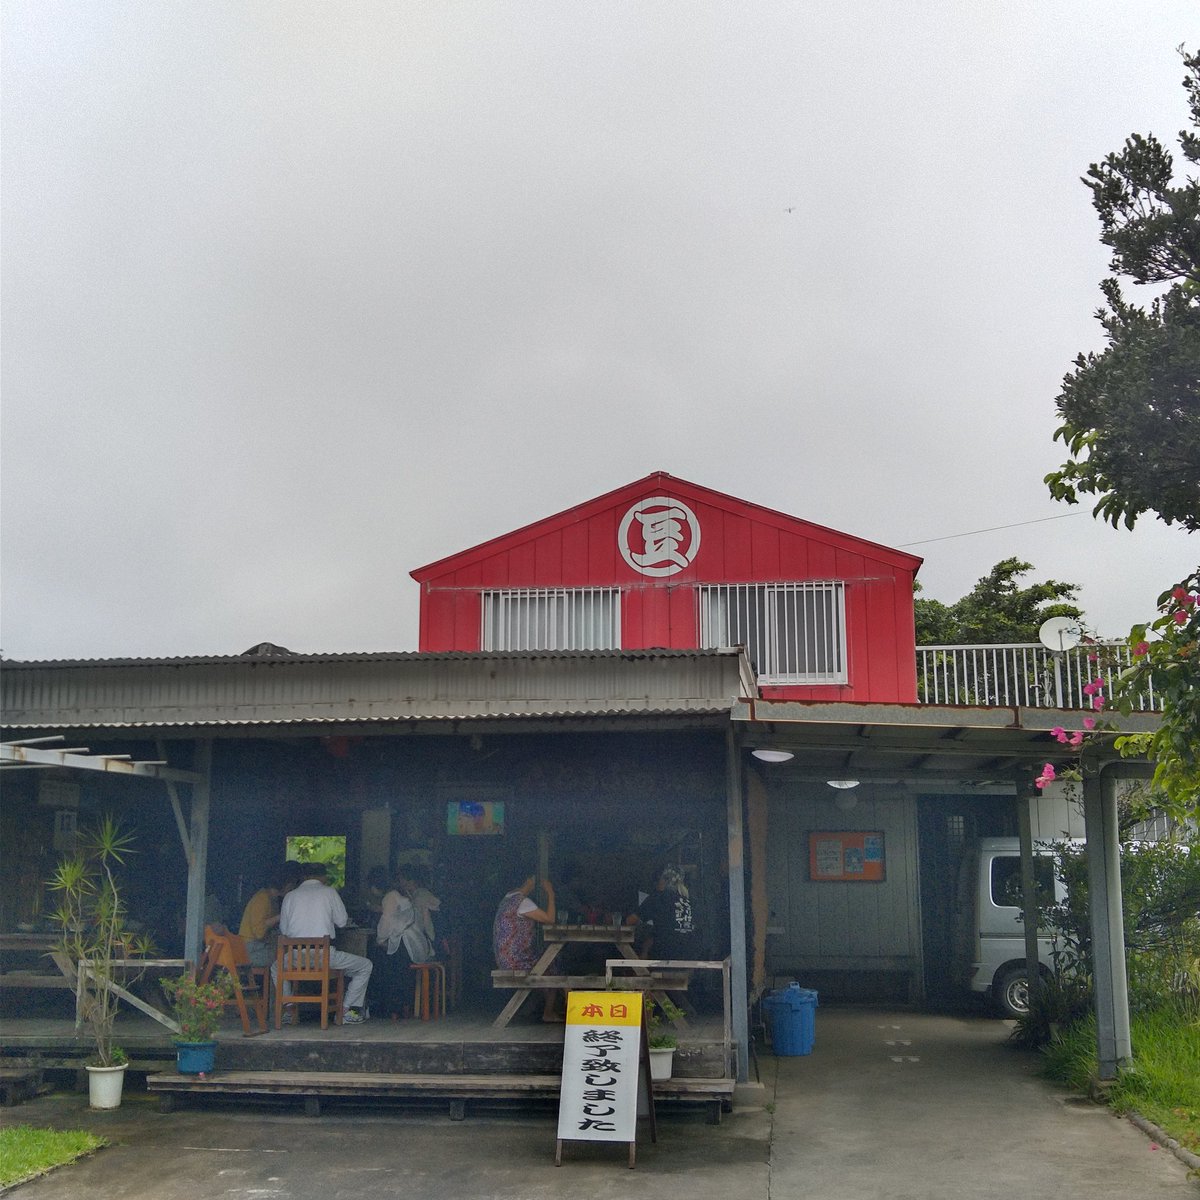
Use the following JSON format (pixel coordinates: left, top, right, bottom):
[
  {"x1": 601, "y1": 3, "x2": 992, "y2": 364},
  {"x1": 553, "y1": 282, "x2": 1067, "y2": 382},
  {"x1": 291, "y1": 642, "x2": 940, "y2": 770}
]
[{"x1": 809, "y1": 831, "x2": 886, "y2": 881}]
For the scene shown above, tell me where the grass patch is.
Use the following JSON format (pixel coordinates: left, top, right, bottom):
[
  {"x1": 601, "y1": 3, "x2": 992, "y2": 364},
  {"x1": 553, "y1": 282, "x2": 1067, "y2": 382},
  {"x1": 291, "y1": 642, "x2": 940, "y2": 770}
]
[
  {"x1": 0, "y1": 1125, "x2": 107, "y2": 1188},
  {"x1": 1043, "y1": 1008, "x2": 1200, "y2": 1152}
]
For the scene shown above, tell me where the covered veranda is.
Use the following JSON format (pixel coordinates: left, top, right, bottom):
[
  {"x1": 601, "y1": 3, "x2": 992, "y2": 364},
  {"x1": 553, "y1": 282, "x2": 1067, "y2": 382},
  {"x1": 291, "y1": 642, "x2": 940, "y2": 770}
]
[
  {"x1": 0, "y1": 648, "x2": 757, "y2": 1084},
  {"x1": 1, "y1": 649, "x2": 1159, "y2": 1087}
]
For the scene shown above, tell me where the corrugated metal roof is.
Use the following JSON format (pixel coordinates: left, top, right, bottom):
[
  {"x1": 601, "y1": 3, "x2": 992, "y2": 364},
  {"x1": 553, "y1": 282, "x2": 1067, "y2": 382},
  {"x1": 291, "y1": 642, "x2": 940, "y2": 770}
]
[
  {"x1": 1, "y1": 649, "x2": 753, "y2": 732},
  {"x1": 0, "y1": 647, "x2": 742, "y2": 669}
]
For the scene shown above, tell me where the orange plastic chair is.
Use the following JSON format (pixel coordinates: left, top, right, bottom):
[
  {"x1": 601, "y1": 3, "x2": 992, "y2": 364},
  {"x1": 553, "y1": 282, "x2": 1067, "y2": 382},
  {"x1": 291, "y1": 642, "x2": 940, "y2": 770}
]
[
  {"x1": 274, "y1": 936, "x2": 345, "y2": 1030},
  {"x1": 199, "y1": 924, "x2": 268, "y2": 1035}
]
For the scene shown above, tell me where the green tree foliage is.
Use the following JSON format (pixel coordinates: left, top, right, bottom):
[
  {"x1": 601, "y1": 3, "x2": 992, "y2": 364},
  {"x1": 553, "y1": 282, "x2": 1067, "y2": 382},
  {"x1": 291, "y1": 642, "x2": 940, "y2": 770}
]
[
  {"x1": 913, "y1": 557, "x2": 1083, "y2": 644},
  {"x1": 1043, "y1": 49, "x2": 1199, "y2": 822},
  {"x1": 1042, "y1": 834, "x2": 1200, "y2": 1015},
  {"x1": 285, "y1": 835, "x2": 346, "y2": 889},
  {"x1": 1112, "y1": 571, "x2": 1200, "y2": 821},
  {"x1": 1045, "y1": 49, "x2": 1200, "y2": 532}
]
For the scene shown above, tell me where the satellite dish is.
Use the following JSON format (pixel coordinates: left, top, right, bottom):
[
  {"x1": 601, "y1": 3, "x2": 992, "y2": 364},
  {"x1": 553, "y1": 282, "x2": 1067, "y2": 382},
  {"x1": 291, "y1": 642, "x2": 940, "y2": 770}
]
[{"x1": 1038, "y1": 616, "x2": 1082, "y2": 653}]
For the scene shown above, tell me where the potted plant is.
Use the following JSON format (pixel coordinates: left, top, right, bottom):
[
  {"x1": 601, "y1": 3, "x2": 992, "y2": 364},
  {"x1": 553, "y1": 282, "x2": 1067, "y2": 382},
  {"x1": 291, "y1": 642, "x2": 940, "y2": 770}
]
[
  {"x1": 645, "y1": 997, "x2": 685, "y2": 1081},
  {"x1": 163, "y1": 972, "x2": 234, "y2": 1075},
  {"x1": 48, "y1": 817, "x2": 153, "y2": 1109}
]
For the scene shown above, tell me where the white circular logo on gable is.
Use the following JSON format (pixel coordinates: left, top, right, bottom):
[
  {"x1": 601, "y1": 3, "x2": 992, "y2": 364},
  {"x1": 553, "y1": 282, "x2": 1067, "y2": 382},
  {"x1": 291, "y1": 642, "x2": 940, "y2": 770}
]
[{"x1": 618, "y1": 496, "x2": 701, "y2": 577}]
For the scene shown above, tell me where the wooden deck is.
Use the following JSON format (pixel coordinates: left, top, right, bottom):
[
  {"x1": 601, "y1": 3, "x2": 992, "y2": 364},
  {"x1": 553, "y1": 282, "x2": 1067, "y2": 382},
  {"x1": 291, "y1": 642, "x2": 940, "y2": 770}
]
[
  {"x1": 0, "y1": 1007, "x2": 733, "y2": 1077},
  {"x1": 146, "y1": 1069, "x2": 736, "y2": 1123}
]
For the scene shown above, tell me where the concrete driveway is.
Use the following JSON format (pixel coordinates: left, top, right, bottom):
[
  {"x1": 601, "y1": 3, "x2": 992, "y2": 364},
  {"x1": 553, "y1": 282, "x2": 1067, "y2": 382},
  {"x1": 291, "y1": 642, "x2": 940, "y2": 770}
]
[{"x1": 3, "y1": 1007, "x2": 1194, "y2": 1198}]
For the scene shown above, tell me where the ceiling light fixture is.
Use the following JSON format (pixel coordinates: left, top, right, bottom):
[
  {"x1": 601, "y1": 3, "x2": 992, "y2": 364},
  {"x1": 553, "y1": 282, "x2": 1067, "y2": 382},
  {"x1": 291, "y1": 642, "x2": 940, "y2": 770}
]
[
  {"x1": 826, "y1": 779, "x2": 860, "y2": 789},
  {"x1": 751, "y1": 749, "x2": 795, "y2": 763}
]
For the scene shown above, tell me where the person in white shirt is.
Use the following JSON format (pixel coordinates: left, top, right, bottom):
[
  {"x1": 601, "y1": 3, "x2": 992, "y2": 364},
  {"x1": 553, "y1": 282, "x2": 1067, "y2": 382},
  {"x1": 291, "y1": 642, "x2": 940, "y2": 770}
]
[
  {"x1": 397, "y1": 867, "x2": 442, "y2": 948},
  {"x1": 275, "y1": 862, "x2": 373, "y2": 1024}
]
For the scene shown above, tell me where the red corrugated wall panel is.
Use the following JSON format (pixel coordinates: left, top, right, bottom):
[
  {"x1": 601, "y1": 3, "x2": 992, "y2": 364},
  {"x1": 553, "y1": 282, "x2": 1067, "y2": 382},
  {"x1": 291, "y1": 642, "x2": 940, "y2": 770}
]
[{"x1": 411, "y1": 473, "x2": 921, "y2": 700}]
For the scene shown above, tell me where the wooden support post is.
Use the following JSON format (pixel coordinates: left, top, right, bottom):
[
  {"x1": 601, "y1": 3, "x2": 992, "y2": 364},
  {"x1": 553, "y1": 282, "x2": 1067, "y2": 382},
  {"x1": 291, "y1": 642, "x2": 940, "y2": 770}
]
[
  {"x1": 725, "y1": 727, "x2": 750, "y2": 1083},
  {"x1": 1016, "y1": 777, "x2": 1042, "y2": 1013},
  {"x1": 183, "y1": 740, "x2": 212, "y2": 970},
  {"x1": 1084, "y1": 761, "x2": 1131, "y2": 1079}
]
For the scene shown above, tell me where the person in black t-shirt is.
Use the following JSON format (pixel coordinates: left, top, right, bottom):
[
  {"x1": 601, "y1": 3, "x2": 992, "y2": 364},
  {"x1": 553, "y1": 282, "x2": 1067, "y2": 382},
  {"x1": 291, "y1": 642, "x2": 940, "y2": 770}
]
[{"x1": 632, "y1": 865, "x2": 697, "y2": 961}]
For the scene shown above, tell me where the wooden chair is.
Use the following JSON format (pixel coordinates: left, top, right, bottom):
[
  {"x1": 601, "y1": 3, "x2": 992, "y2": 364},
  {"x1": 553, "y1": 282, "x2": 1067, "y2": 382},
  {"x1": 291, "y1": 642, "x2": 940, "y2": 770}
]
[
  {"x1": 274, "y1": 936, "x2": 344, "y2": 1030},
  {"x1": 199, "y1": 924, "x2": 268, "y2": 1035}
]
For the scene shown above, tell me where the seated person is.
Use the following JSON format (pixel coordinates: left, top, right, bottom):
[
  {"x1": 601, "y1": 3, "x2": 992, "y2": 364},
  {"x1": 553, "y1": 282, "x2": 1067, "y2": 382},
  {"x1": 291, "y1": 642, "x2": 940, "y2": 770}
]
[
  {"x1": 275, "y1": 862, "x2": 373, "y2": 1024},
  {"x1": 369, "y1": 870, "x2": 436, "y2": 1020},
  {"x1": 492, "y1": 875, "x2": 559, "y2": 1021},
  {"x1": 237, "y1": 867, "x2": 293, "y2": 967},
  {"x1": 630, "y1": 865, "x2": 698, "y2": 961},
  {"x1": 396, "y1": 867, "x2": 442, "y2": 950}
]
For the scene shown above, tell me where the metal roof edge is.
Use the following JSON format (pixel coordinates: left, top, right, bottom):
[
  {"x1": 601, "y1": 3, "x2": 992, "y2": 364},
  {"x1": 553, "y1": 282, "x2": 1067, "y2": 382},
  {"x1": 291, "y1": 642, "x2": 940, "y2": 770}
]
[
  {"x1": 733, "y1": 698, "x2": 1161, "y2": 734},
  {"x1": 0, "y1": 647, "x2": 746, "y2": 670}
]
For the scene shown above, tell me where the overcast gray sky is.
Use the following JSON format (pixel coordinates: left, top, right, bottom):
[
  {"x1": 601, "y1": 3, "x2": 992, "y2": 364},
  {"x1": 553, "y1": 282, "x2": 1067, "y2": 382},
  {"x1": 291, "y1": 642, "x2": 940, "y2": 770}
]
[{"x1": 2, "y1": 3, "x2": 1196, "y2": 660}]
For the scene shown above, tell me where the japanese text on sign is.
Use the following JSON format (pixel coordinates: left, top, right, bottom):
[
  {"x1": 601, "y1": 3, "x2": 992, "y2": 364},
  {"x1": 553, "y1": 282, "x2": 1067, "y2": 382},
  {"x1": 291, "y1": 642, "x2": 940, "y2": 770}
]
[{"x1": 557, "y1": 991, "x2": 642, "y2": 1143}]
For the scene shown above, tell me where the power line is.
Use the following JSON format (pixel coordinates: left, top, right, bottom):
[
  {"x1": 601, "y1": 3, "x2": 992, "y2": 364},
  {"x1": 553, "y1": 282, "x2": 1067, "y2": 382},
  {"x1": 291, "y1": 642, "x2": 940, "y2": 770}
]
[{"x1": 899, "y1": 511, "x2": 1086, "y2": 548}]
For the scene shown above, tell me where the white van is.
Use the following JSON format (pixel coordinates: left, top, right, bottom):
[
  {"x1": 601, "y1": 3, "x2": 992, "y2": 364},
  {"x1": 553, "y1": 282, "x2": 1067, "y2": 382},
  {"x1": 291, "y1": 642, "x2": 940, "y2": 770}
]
[{"x1": 955, "y1": 837, "x2": 1077, "y2": 1018}]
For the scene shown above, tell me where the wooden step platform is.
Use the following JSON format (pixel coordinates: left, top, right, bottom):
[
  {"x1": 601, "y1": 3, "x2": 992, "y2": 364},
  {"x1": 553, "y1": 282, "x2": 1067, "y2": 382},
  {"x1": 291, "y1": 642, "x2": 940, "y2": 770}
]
[
  {"x1": 0, "y1": 1062, "x2": 45, "y2": 1106},
  {"x1": 146, "y1": 1069, "x2": 736, "y2": 1123}
]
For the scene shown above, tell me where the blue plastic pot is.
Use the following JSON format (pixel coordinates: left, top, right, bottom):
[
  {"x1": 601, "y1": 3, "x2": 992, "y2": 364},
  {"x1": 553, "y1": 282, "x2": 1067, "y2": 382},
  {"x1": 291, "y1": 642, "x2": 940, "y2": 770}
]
[{"x1": 175, "y1": 1040, "x2": 217, "y2": 1074}]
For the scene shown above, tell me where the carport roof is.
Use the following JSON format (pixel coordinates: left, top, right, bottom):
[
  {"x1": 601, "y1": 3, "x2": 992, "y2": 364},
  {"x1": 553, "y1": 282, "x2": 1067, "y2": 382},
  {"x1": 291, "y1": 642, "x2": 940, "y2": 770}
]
[{"x1": 733, "y1": 698, "x2": 1159, "y2": 786}]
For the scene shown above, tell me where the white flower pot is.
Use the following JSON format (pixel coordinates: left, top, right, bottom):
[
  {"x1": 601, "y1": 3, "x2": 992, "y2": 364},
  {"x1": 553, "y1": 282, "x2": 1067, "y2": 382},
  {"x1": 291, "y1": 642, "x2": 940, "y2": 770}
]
[
  {"x1": 86, "y1": 1063, "x2": 127, "y2": 1109},
  {"x1": 649, "y1": 1047, "x2": 675, "y2": 1081}
]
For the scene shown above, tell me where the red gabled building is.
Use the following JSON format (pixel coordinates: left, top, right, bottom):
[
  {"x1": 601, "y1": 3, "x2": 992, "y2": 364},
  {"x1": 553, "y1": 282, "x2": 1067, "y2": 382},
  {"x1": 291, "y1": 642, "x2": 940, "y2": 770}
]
[{"x1": 412, "y1": 472, "x2": 922, "y2": 702}]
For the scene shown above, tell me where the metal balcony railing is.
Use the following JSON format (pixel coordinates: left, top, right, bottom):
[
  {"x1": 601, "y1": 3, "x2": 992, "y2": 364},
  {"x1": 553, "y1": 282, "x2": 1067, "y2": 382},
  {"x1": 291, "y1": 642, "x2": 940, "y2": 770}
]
[{"x1": 916, "y1": 641, "x2": 1161, "y2": 711}]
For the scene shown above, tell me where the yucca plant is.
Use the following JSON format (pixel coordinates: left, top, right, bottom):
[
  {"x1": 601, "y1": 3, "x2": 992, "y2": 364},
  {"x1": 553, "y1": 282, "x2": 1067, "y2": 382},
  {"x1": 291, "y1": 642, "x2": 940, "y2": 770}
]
[{"x1": 48, "y1": 817, "x2": 153, "y2": 1067}]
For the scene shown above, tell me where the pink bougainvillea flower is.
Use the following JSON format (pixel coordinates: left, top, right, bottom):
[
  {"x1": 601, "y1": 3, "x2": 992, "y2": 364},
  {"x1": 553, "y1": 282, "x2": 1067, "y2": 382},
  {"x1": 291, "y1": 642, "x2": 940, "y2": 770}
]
[
  {"x1": 1035, "y1": 778, "x2": 1047, "y2": 790},
  {"x1": 1092, "y1": 696, "x2": 1106, "y2": 711},
  {"x1": 1082, "y1": 682, "x2": 1097, "y2": 696},
  {"x1": 1134, "y1": 641, "x2": 1149, "y2": 657},
  {"x1": 1051, "y1": 725, "x2": 1066, "y2": 739},
  {"x1": 1172, "y1": 587, "x2": 1188, "y2": 602},
  {"x1": 1185, "y1": 594, "x2": 1197, "y2": 608},
  {"x1": 1069, "y1": 731, "x2": 1085, "y2": 747},
  {"x1": 1087, "y1": 652, "x2": 1099, "y2": 662},
  {"x1": 1093, "y1": 677, "x2": 1105, "y2": 689},
  {"x1": 1083, "y1": 716, "x2": 1096, "y2": 730},
  {"x1": 1174, "y1": 610, "x2": 1188, "y2": 625}
]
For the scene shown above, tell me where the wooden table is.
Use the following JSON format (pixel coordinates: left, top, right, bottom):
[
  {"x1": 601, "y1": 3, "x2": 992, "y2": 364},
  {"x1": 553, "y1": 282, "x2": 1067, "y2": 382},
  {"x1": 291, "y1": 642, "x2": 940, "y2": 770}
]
[
  {"x1": 491, "y1": 924, "x2": 689, "y2": 1029},
  {"x1": 337, "y1": 926, "x2": 370, "y2": 959}
]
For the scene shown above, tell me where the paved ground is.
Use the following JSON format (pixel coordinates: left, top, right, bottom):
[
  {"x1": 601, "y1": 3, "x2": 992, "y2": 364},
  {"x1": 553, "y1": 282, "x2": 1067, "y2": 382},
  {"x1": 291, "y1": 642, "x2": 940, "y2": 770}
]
[{"x1": 2, "y1": 1006, "x2": 1195, "y2": 1198}]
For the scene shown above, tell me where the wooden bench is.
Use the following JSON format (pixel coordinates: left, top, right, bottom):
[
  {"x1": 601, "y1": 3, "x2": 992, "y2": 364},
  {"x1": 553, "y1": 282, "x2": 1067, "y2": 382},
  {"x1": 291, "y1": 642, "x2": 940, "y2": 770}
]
[{"x1": 146, "y1": 1069, "x2": 735, "y2": 1123}]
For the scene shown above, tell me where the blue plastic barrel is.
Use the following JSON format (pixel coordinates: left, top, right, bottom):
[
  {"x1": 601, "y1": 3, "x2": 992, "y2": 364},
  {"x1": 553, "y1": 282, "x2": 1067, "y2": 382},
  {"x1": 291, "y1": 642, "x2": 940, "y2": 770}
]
[{"x1": 763, "y1": 983, "x2": 818, "y2": 1055}]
